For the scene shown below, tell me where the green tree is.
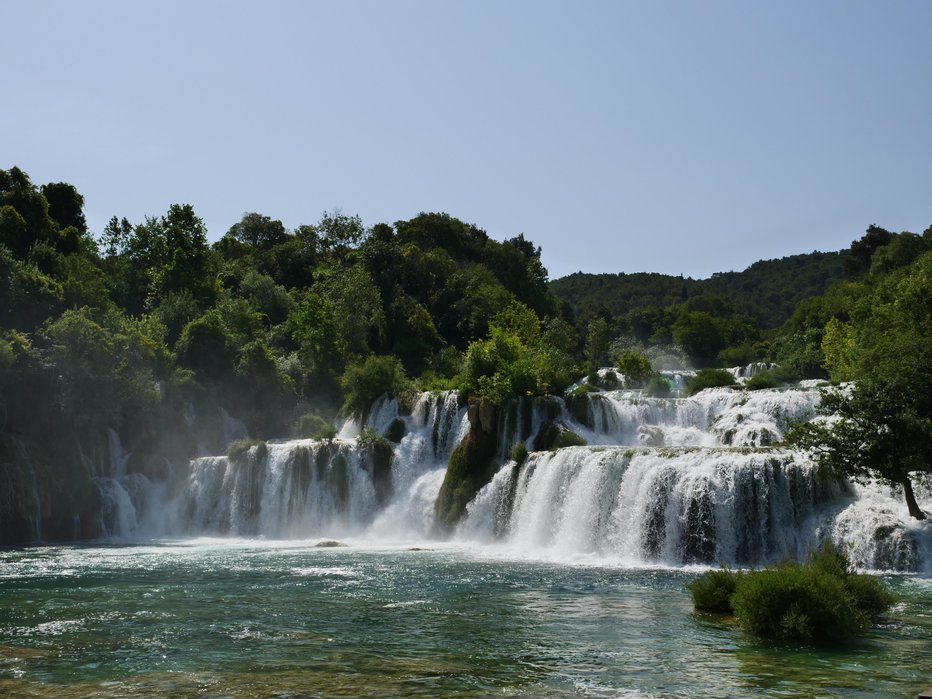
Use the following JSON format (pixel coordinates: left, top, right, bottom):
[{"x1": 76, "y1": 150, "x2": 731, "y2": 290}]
[
  {"x1": 616, "y1": 350, "x2": 653, "y2": 388},
  {"x1": 225, "y1": 212, "x2": 288, "y2": 250},
  {"x1": 788, "y1": 380, "x2": 929, "y2": 519}
]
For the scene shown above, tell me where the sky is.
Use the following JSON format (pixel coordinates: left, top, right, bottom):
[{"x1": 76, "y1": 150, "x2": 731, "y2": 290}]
[{"x1": 3, "y1": 1, "x2": 931, "y2": 280}]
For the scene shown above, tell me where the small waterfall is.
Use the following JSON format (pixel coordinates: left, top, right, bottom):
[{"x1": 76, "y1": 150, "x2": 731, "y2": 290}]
[
  {"x1": 29, "y1": 462, "x2": 42, "y2": 541},
  {"x1": 566, "y1": 386, "x2": 819, "y2": 449},
  {"x1": 220, "y1": 408, "x2": 249, "y2": 445},
  {"x1": 409, "y1": 390, "x2": 468, "y2": 460},
  {"x1": 167, "y1": 391, "x2": 471, "y2": 540},
  {"x1": 107, "y1": 428, "x2": 131, "y2": 479},
  {"x1": 97, "y1": 477, "x2": 139, "y2": 538},
  {"x1": 496, "y1": 396, "x2": 558, "y2": 462},
  {"x1": 727, "y1": 362, "x2": 776, "y2": 381}
]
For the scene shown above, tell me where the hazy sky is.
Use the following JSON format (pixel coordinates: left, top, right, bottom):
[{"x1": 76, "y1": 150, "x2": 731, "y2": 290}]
[{"x1": 4, "y1": 1, "x2": 931, "y2": 279}]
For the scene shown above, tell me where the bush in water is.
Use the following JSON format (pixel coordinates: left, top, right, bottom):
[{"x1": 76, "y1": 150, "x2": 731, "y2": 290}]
[
  {"x1": 688, "y1": 568, "x2": 741, "y2": 613},
  {"x1": 689, "y1": 543, "x2": 896, "y2": 641}
]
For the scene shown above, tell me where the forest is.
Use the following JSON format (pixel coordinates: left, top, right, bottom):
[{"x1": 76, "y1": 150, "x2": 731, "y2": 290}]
[{"x1": 2, "y1": 165, "x2": 932, "y2": 542}]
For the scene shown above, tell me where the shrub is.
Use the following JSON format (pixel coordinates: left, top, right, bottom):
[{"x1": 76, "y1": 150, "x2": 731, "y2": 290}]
[
  {"x1": 569, "y1": 382, "x2": 600, "y2": 397},
  {"x1": 295, "y1": 412, "x2": 337, "y2": 440},
  {"x1": 511, "y1": 441, "x2": 528, "y2": 465},
  {"x1": 617, "y1": 351, "x2": 653, "y2": 389},
  {"x1": 602, "y1": 369, "x2": 619, "y2": 389},
  {"x1": 341, "y1": 354, "x2": 407, "y2": 418},
  {"x1": 686, "y1": 368, "x2": 737, "y2": 396},
  {"x1": 227, "y1": 439, "x2": 265, "y2": 461},
  {"x1": 692, "y1": 543, "x2": 897, "y2": 641},
  {"x1": 730, "y1": 562, "x2": 868, "y2": 640},
  {"x1": 688, "y1": 568, "x2": 740, "y2": 613},
  {"x1": 645, "y1": 375, "x2": 672, "y2": 398},
  {"x1": 744, "y1": 370, "x2": 780, "y2": 391}
]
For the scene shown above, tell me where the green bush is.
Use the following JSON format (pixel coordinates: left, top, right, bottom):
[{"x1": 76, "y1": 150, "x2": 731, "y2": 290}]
[
  {"x1": 226, "y1": 438, "x2": 266, "y2": 461},
  {"x1": 569, "y1": 382, "x2": 600, "y2": 397},
  {"x1": 730, "y1": 562, "x2": 867, "y2": 640},
  {"x1": 744, "y1": 370, "x2": 780, "y2": 391},
  {"x1": 688, "y1": 568, "x2": 740, "y2": 613},
  {"x1": 602, "y1": 369, "x2": 619, "y2": 389},
  {"x1": 645, "y1": 375, "x2": 672, "y2": 398},
  {"x1": 685, "y1": 368, "x2": 737, "y2": 396},
  {"x1": 295, "y1": 412, "x2": 337, "y2": 440},
  {"x1": 617, "y1": 351, "x2": 653, "y2": 389},
  {"x1": 511, "y1": 441, "x2": 528, "y2": 465},
  {"x1": 341, "y1": 354, "x2": 407, "y2": 418},
  {"x1": 691, "y1": 544, "x2": 897, "y2": 641}
]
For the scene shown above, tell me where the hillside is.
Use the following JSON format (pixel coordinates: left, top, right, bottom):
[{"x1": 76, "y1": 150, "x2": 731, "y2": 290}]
[{"x1": 551, "y1": 250, "x2": 847, "y2": 329}]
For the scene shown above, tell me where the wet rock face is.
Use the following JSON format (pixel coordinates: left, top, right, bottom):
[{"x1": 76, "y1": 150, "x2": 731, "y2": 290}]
[{"x1": 435, "y1": 399, "x2": 499, "y2": 531}]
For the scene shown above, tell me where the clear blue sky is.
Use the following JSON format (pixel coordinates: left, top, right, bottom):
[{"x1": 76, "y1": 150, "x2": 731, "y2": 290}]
[{"x1": 4, "y1": 1, "x2": 930, "y2": 279}]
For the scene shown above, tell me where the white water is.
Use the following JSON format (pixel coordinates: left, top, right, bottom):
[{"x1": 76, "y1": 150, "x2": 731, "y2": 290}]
[
  {"x1": 96, "y1": 385, "x2": 931, "y2": 573},
  {"x1": 461, "y1": 447, "x2": 887, "y2": 566}
]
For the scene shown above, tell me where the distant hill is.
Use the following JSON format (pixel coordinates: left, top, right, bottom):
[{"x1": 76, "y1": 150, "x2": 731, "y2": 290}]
[{"x1": 551, "y1": 250, "x2": 847, "y2": 328}]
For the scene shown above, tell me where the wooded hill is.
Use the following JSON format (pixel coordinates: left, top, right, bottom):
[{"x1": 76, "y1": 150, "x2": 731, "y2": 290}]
[
  {"x1": 551, "y1": 250, "x2": 846, "y2": 330},
  {"x1": 3, "y1": 163, "x2": 932, "y2": 541}
]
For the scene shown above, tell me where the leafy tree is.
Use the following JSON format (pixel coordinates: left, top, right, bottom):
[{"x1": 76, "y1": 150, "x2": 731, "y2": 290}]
[
  {"x1": 844, "y1": 225, "x2": 893, "y2": 277},
  {"x1": 788, "y1": 380, "x2": 929, "y2": 520},
  {"x1": 226, "y1": 212, "x2": 288, "y2": 250},
  {"x1": 616, "y1": 350, "x2": 653, "y2": 388},
  {"x1": 318, "y1": 210, "x2": 366, "y2": 260},
  {"x1": 584, "y1": 317, "x2": 610, "y2": 368},
  {"x1": 341, "y1": 354, "x2": 407, "y2": 418},
  {"x1": 41, "y1": 182, "x2": 87, "y2": 233}
]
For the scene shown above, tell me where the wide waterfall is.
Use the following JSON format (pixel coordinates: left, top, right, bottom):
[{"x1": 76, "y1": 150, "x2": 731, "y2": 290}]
[{"x1": 97, "y1": 372, "x2": 931, "y2": 573}]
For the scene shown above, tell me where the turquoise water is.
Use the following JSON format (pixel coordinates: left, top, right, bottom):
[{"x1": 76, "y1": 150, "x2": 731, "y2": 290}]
[{"x1": 0, "y1": 541, "x2": 930, "y2": 698}]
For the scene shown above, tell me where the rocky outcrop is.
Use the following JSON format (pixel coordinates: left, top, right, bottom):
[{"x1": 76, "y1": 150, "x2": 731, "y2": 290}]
[{"x1": 434, "y1": 397, "x2": 498, "y2": 531}]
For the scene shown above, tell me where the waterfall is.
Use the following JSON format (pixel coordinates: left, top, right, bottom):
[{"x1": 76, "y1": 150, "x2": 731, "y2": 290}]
[
  {"x1": 567, "y1": 386, "x2": 819, "y2": 448},
  {"x1": 166, "y1": 391, "x2": 470, "y2": 539},
  {"x1": 113, "y1": 385, "x2": 929, "y2": 572}
]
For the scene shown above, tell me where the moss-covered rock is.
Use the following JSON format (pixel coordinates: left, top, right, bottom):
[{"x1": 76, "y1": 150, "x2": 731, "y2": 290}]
[
  {"x1": 434, "y1": 397, "x2": 498, "y2": 531},
  {"x1": 360, "y1": 432, "x2": 394, "y2": 505},
  {"x1": 383, "y1": 417, "x2": 406, "y2": 444},
  {"x1": 532, "y1": 421, "x2": 587, "y2": 451}
]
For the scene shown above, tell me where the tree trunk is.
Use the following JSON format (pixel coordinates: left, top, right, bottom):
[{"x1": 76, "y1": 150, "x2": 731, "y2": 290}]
[{"x1": 902, "y1": 477, "x2": 927, "y2": 520}]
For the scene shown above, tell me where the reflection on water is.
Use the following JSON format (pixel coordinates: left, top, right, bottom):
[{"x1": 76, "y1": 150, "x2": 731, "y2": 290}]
[{"x1": 0, "y1": 541, "x2": 929, "y2": 697}]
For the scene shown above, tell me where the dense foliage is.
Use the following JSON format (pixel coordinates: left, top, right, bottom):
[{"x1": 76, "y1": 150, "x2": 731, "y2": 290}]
[
  {"x1": 2, "y1": 162, "x2": 930, "y2": 542},
  {"x1": 0, "y1": 166, "x2": 575, "y2": 542},
  {"x1": 689, "y1": 545, "x2": 896, "y2": 641},
  {"x1": 786, "y1": 243, "x2": 932, "y2": 519}
]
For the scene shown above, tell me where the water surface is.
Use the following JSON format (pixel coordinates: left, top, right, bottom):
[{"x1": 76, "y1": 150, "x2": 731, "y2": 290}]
[{"x1": 1, "y1": 540, "x2": 929, "y2": 697}]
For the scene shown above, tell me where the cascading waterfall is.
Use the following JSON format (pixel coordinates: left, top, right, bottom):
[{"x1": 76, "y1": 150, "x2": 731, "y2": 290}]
[
  {"x1": 162, "y1": 391, "x2": 470, "y2": 539},
  {"x1": 570, "y1": 386, "x2": 820, "y2": 448},
  {"x1": 102, "y1": 384, "x2": 930, "y2": 572},
  {"x1": 461, "y1": 447, "x2": 850, "y2": 566}
]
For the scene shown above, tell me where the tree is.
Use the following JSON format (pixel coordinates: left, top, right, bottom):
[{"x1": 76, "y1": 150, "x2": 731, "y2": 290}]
[
  {"x1": 317, "y1": 210, "x2": 366, "y2": 259},
  {"x1": 789, "y1": 380, "x2": 929, "y2": 520},
  {"x1": 41, "y1": 182, "x2": 87, "y2": 233},
  {"x1": 226, "y1": 212, "x2": 287, "y2": 250},
  {"x1": 789, "y1": 250, "x2": 932, "y2": 520},
  {"x1": 616, "y1": 350, "x2": 653, "y2": 388}
]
